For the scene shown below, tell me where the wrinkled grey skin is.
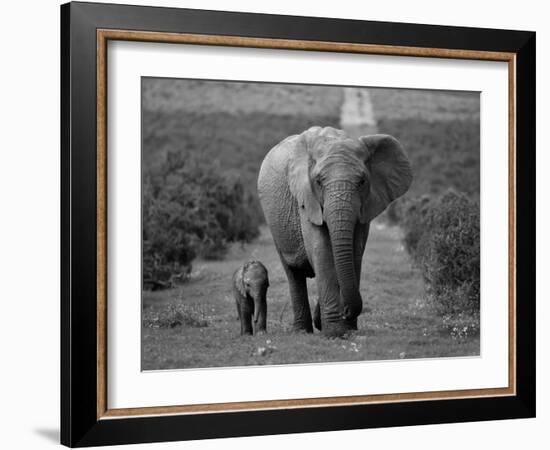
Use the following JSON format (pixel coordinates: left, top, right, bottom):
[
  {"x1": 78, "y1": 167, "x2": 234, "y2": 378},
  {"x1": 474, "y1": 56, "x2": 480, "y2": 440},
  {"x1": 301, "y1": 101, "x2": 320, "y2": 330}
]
[
  {"x1": 257, "y1": 126, "x2": 412, "y2": 337},
  {"x1": 233, "y1": 261, "x2": 270, "y2": 335}
]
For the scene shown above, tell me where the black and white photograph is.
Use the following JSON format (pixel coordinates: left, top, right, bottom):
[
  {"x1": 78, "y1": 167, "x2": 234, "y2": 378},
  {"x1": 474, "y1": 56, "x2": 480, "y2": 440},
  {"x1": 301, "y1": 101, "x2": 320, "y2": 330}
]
[{"x1": 141, "y1": 78, "x2": 481, "y2": 370}]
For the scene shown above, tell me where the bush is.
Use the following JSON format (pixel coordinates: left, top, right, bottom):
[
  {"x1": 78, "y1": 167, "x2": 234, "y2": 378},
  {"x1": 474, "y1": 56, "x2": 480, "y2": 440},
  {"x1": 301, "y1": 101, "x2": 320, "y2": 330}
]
[
  {"x1": 401, "y1": 190, "x2": 480, "y2": 315},
  {"x1": 142, "y1": 151, "x2": 260, "y2": 289},
  {"x1": 142, "y1": 110, "x2": 341, "y2": 225}
]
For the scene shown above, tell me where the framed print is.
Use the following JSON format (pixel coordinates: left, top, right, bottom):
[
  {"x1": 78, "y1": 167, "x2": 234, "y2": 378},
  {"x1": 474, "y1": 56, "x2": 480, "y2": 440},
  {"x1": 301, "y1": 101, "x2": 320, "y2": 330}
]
[{"x1": 60, "y1": 1, "x2": 536, "y2": 447}]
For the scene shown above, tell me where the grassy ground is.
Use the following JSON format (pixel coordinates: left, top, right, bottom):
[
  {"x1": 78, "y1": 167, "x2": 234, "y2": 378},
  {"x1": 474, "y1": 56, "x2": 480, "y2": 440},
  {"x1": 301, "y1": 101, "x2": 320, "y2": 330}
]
[
  {"x1": 142, "y1": 224, "x2": 479, "y2": 370},
  {"x1": 143, "y1": 78, "x2": 343, "y2": 116},
  {"x1": 369, "y1": 88, "x2": 480, "y2": 122}
]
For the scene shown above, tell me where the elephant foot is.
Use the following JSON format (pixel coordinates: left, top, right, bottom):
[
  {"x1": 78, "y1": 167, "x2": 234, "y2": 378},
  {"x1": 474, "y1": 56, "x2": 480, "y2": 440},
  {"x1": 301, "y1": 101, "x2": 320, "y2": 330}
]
[
  {"x1": 255, "y1": 329, "x2": 267, "y2": 335},
  {"x1": 322, "y1": 319, "x2": 357, "y2": 338},
  {"x1": 346, "y1": 317, "x2": 358, "y2": 330},
  {"x1": 292, "y1": 320, "x2": 313, "y2": 334}
]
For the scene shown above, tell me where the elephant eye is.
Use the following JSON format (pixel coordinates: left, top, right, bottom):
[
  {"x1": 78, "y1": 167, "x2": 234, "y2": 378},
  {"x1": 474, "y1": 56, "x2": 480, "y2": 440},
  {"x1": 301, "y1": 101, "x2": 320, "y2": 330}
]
[{"x1": 315, "y1": 177, "x2": 322, "y2": 186}]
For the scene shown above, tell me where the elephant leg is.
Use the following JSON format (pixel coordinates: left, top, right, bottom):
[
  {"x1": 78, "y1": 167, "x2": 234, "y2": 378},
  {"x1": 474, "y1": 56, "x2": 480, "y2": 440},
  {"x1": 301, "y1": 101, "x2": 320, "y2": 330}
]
[
  {"x1": 315, "y1": 259, "x2": 350, "y2": 337},
  {"x1": 352, "y1": 253, "x2": 371, "y2": 315},
  {"x1": 313, "y1": 302, "x2": 322, "y2": 331},
  {"x1": 354, "y1": 223, "x2": 371, "y2": 314},
  {"x1": 239, "y1": 299, "x2": 254, "y2": 336},
  {"x1": 254, "y1": 299, "x2": 267, "y2": 334},
  {"x1": 282, "y1": 264, "x2": 313, "y2": 333},
  {"x1": 309, "y1": 226, "x2": 356, "y2": 337}
]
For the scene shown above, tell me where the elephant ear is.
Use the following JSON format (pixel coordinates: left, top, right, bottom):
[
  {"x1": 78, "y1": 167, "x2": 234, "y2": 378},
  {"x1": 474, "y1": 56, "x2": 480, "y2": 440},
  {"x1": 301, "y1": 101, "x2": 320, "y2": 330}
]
[
  {"x1": 287, "y1": 134, "x2": 323, "y2": 226},
  {"x1": 235, "y1": 266, "x2": 247, "y2": 297},
  {"x1": 358, "y1": 134, "x2": 413, "y2": 223}
]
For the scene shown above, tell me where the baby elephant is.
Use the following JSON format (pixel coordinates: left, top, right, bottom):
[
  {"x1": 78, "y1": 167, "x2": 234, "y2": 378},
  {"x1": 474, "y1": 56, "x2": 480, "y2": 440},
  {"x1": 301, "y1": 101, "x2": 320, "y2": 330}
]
[{"x1": 233, "y1": 261, "x2": 269, "y2": 335}]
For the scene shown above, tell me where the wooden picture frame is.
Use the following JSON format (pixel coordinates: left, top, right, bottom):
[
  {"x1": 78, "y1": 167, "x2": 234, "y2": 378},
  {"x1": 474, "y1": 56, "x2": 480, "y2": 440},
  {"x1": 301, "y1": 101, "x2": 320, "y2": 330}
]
[{"x1": 61, "y1": 1, "x2": 535, "y2": 447}]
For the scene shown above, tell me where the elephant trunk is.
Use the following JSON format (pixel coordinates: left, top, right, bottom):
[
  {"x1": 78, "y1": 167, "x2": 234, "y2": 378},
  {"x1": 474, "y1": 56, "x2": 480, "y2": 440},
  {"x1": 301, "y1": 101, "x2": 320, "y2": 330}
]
[{"x1": 325, "y1": 182, "x2": 363, "y2": 322}]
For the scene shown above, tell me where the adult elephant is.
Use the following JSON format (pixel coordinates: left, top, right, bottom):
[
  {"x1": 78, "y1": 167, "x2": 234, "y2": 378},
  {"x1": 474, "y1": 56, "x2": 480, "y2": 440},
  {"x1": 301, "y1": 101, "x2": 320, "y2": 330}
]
[{"x1": 257, "y1": 126, "x2": 412, "y2": 337}]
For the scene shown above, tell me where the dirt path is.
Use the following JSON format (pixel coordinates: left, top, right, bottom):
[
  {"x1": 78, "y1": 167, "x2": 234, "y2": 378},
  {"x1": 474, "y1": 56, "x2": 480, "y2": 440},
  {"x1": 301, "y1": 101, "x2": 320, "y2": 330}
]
[{"x1": 340, "y1": 87, "x2": 378, "y2": 136}]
